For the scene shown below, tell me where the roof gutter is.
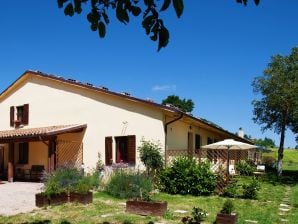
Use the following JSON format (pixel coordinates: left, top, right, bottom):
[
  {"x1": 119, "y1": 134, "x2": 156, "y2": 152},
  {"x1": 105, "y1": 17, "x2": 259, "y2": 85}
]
[{"x1": 164, "y1": 112, "x2": 184, "y2": 167}]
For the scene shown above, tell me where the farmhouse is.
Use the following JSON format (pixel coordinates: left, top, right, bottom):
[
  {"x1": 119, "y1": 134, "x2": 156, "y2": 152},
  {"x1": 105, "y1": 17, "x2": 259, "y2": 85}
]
[{"x1": 0, "y1": 70, "x2": 251, "y2": 182}]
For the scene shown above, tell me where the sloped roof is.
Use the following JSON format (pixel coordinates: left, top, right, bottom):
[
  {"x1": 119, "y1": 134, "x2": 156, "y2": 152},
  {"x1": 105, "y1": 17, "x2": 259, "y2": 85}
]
[
  {"x1": 0, "y1": 70, "x2": 252, "y2": 144},
  {"x1": 0, "y1": 124, "x2": 87, "y2": 143}
]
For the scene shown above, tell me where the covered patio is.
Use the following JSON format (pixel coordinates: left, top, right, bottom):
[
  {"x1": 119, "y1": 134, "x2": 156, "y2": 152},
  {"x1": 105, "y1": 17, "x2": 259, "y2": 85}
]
[{"x1": 0, "y1": 124, "x2": 86, "y2": 182}]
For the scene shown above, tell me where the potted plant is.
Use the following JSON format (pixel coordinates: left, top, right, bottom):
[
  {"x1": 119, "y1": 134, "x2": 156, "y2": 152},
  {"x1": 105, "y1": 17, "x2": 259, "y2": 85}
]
[
  {"x1": 216, "y1": 199, "x2": 237, "y2": 224},
  {"x1": 125, "y1": 140, "x2": 167, "y2": 216},
  {"x1": 181, "y1": 206, "x2": 207, "y2": 224},
  {"x1": 36, "y1": 167, "x2": 97, "y2": 207},
  {"x1": 126, "y1": 188, "x2": 168, "y2": 216}
]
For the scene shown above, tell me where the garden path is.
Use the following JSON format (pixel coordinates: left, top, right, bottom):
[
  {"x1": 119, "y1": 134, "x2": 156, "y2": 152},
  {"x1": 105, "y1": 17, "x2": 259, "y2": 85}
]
[
  {"x1": 278, "y1": 185, "x2": 292, "y2": 223},
  {"x1": 0, "y1": 182, "x2": 43, "y2": 216}
]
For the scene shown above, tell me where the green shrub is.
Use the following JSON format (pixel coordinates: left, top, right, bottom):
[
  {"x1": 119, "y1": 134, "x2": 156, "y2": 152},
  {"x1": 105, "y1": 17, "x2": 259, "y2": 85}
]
[
  {"x1": 262, "y1": 156, "x2": 276, "y2": 171},
  {"x1": 221, "y1": 199, "x2": 234, "y2": 214},
  {"x1": 236, "y1": 160, "x2": 256, "y2": 176},
  {"x1": 223, "y1": 180, "x2": 238, "y2": 198},
  {"x1": 43, "y1": 167, "x2": 98, "y2": 197},
  {"x1": 105, "y1": 170, "x2": 152, "y2": 199},
  {"x1": 181, "y1": 207, "x2": 207, "y2": 224},
  {"x1": 242, "y1": 177, "x2": 261, "y2": 199},
  {"x1": 159, "y1": 157, "x2": 216, "y2": 196},
  {"x1": 138, "y1": 139, "x2": 163, "y2": 177}
]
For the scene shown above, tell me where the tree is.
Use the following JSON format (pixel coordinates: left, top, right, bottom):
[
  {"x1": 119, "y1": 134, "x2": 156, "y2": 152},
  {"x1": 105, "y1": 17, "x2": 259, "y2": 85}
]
[
  {"x1": 252, "y1": 47, "x2": 298, "y2": 176},
  {"x1": 57, "y1": 0, "x2": 260, "y2": 51},
  {"x1": 162, "y1": 95, "x2": 194, "y2": 113},
  {"x1": 254, "y1": 137, "x2": 276, "y2": 148}
]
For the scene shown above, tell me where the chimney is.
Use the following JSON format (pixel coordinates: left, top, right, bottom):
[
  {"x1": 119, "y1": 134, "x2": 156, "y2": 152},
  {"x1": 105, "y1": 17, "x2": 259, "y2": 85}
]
[{"x1": 238, "y1": 127, "x2": 244, "y2": 138}]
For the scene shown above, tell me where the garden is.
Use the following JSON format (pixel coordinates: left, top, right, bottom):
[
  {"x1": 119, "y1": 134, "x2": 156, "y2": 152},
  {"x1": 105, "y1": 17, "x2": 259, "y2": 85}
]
[{"x1": 0, "y1": 142, "x2": 297, "y2": 224}]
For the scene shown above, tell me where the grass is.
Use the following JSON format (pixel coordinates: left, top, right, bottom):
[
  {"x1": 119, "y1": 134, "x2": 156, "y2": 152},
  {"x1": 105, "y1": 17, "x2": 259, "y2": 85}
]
[
  {"x1": 262, "y1": 148, "x2": 298, "y2": 171},
  {"x1": 1, "y1": 149, "x2": 297, "y2": 223},
  {"x1": 1, "y1": 175, "x2": 297, "y2": 224}
]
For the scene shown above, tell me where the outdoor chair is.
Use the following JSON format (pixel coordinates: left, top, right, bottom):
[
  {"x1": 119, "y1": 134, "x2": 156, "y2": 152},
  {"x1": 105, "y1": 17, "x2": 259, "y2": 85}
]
[
  {"x1": 30, "y1": 165, "x2": 45, "y2": 181},
  {"x1": 229, "y1": 164, "x2": 236, "y2": 175}
]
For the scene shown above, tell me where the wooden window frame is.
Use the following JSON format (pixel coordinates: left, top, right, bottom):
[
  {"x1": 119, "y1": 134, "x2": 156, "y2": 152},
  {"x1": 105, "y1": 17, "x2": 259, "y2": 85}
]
[{"x1": 10, "y1": 104, "x2": 29, "y2": 127}]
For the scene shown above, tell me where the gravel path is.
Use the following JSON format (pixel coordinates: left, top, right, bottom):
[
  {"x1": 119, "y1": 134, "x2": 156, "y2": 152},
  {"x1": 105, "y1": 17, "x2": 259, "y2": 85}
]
[{"x1": 0, "y1": 182, "x2": 44, "y2": 216}]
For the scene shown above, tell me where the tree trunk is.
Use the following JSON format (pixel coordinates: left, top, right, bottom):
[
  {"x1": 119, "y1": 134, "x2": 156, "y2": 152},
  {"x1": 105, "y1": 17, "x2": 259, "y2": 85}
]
[{"x1": 277, "y1": 124, "x2": 286, "y2": 176}]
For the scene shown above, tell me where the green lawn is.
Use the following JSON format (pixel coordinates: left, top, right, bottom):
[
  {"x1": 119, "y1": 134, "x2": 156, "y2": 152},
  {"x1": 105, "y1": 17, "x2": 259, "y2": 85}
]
[
  {"x1": 1, "y1": 175, "x2": 297, "y2": 224},
  {"x1": 262, "y1": 148, "x2": 298, "y2": 171},
  {"x1": 1, "y1": 149, "x2": 297, "y2": 223}
]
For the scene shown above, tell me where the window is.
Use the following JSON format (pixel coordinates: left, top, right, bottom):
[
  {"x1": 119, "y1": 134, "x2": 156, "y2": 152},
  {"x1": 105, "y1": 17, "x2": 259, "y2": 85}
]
[
  {"x1": 115, "y1": 135, "x2": 136, "y2": 164},
  {"x1": 16, "y1": 106, "x2": 24, "y2": 121},
  {"x1": 10, "y1": 104, "x2": 29, "y2": 127},
  {"x1": 18, "y1": 142, "x2": 29, "y2": 164},
  {"x1": 195, "y1": 134, "x2": 201, "y2": 153},
  {"x1": 207, "y1": 137, "x2": 213, "y2": 144}
]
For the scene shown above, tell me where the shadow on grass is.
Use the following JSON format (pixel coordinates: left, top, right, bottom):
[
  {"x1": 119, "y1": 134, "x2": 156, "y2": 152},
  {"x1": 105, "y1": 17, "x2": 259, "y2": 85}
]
[
  {"x1": 21, "y1": 220, "x2": 71, "y2": 224},
  {"x1": 264, "y1": 170, "x2": 298, "y2": 185}
]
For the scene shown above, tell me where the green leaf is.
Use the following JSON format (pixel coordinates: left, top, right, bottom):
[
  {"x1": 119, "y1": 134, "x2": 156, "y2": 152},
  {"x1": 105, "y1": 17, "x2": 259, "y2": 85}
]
[
  {"x1": 173, "y1": 0, "x2": 184, "y2": 18},
  {"x1": 102, "y1": 12, "x2": 110, "y2": 24},
  {"x1": 144, "y1": 0, "x2": 154, "y2": 7},
  {"x1": 116, "y1": 1, "x2": 129, "y2": 24},
  {"x1": 131, "y1": 6, "x2": 141, "y2": 16},
  {"x1": 64, "y1": 3, "x2": 74, "y2": 17},
  {"x1": 87, "y1": 13, "x2": 94, "y2": 23},
  {"x1": 91, "y1": 0, "x2": 98, "y2": 7},
  {"x1": 74, "y1": 1, "x2": 82, "y2": 14},
  {"x1": 98, "y1": 21, "x2": 106, "y2": 38},
  {"x1": 160, "y1": 0, "x2": 171, "y2": 12},
  {"x1": 158, "y1": 25, "x2": 169, "y2": 51},
  {"x1": 90, "y1": 23, "x2": 97, "y2": 31},
  {"x1": 57, "y1": 0, "x2": 68, "y2": 8},
  {"x1": 142, "y1": 15, "x2": 154, "y2": 35},
  {"x1": 150, "y1": 33, "x2": 158, "y2": 41}
]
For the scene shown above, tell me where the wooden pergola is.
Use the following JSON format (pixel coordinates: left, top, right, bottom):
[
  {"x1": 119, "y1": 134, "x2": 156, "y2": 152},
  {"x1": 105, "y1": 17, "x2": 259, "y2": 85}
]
[{"x1": 0, "y1": 124, "x2": 86, "y2": 182}]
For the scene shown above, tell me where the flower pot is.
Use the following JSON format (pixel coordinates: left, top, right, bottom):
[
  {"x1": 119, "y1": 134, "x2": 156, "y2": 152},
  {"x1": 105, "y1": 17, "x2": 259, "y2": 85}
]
[
  {"x1": 69, "y1": 191, "x2": 93, "y2": 204},
  {"x1": 48, "y1": 193, "x2": 69, "y2": 206},
  {"x1": 35, "y1": 193, "x2": 49, "y2": 207},
  {"x1": 126, "y1": 200, "x2": 167, "y2": 216},
  {"x1": 216, "y1": 213, "x2": 237, "y2": 224}
]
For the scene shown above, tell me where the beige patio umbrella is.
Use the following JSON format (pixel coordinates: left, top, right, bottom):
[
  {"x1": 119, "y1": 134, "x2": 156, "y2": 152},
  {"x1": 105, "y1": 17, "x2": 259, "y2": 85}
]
[{"x1": 202, "y1": 139, "x2": 257, "y2": 175}]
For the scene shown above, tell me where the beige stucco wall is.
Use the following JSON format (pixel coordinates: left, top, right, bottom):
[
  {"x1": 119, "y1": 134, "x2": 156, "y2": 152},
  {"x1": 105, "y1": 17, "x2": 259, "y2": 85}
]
[
  {"x1": 0, "y1": 76, "x2": 165, "y2": 171},
  {"x1": 167, "y1": 119, "x2": 224, "y2": 150}
]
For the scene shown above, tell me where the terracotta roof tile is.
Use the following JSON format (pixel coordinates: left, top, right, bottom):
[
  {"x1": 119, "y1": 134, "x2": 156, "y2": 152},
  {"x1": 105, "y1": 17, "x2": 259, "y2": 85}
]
[{"x1": 0, "y1": 124, "x2": 86, "y2": 140}]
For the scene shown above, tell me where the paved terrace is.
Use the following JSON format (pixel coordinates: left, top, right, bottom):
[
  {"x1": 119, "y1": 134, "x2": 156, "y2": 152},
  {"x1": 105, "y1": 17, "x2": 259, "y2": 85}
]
[{"x1": 0, "y1": 182, "x2": 43, "y2": 216}]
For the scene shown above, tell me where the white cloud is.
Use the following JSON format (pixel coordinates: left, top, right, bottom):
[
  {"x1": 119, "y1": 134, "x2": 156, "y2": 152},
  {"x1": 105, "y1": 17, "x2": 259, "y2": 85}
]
[{"x1": 152, "y1": 84, "x2": 176, "y2": 92}]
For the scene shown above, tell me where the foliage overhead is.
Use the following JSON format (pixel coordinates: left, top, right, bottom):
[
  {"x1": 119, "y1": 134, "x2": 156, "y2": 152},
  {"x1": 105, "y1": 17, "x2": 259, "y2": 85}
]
[
  {"x1": 252, "y1": 47, "x2": 298, "y2": 176},
  {"x1": 57, "y1": 0, "x2": 260, "y2": 51},
  {"x1": 162, "y1": 95, "x2": 194, "y2": 113}
]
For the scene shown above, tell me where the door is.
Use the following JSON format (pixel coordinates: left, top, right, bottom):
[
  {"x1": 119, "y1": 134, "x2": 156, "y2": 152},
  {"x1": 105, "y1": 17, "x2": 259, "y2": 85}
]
[{"x1": 188, "y1": 132, "x2": 194, "y2": 156}]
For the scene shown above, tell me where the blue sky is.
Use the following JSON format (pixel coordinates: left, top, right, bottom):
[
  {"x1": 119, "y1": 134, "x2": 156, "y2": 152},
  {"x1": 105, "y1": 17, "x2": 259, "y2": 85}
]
[{"x1": 0, "y1": 1, "x2": 297, "y2": 147}]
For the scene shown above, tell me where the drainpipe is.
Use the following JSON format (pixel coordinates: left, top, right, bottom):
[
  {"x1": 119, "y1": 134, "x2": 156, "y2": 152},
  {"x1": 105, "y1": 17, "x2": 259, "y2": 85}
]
[{"x1": 164, "y1": 113, "x2": 183, "y2": 167}]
